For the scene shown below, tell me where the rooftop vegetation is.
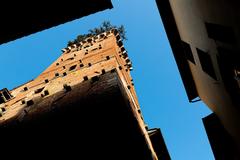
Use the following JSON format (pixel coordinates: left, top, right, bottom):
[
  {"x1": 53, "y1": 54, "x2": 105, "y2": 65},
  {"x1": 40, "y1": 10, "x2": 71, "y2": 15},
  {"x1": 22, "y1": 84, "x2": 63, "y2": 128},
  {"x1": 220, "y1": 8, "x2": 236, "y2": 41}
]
[{"x1": 67, "y1": 21, "x2": 126, "y2": 46}]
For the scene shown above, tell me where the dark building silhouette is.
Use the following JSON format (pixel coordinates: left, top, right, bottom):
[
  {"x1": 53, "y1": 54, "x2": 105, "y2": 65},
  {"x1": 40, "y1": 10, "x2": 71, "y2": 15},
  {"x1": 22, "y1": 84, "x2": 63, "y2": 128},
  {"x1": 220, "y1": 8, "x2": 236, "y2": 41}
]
[
  {"x1": 156, "y1": 0, "x2": 240, "y2": 159},
  {"x1": 203, "y1": 113, "x2": 238, "y2": 160},
  {"x1": 0, "y1": 0, "x2": 113, "y2": 44},
  {"x1": 149, "y1": 128, "x2": 171, "y2": 160},
  {"x1": 0, "y1": 30, "x2": 170, "y2": 160}
]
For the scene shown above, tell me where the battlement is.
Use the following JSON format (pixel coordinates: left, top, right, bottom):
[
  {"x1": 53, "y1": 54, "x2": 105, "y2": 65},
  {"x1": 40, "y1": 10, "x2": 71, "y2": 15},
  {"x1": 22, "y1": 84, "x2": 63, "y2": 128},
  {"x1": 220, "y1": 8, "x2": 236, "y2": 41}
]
[{"x1": 61, "y1": 29, "x2": 117, "y2": 53}]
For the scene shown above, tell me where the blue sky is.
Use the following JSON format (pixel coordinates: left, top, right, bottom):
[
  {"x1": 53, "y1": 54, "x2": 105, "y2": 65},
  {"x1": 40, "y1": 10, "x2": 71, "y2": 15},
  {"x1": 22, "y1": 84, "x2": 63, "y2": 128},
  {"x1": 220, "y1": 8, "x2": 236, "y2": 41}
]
[{"x1": 0, "y1": 0, "x2": 214, "y2": 159}]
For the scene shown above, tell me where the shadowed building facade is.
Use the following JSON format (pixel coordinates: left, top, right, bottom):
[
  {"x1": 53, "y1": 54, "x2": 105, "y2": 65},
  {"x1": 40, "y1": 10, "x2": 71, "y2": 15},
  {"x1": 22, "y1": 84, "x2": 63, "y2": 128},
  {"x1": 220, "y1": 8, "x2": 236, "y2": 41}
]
[
  {"x1": 203, "y1": 113, "x2": 238, "y2": 159},
  {"x1": 0, "y1": 0, "x2": 113, "y2": 45},
  {"x1": 0, "y1": 30, "x2": 170, "y2": 160},
  {"x1": 156, "y1": 0, "x2": 240, "y2": 159}
]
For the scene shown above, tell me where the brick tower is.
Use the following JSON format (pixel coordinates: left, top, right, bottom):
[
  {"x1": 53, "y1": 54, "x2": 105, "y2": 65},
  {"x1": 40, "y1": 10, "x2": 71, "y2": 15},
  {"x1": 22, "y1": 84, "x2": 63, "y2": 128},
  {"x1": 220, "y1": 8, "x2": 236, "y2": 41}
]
[{"x1": 0, "y1": 29, "x2": 170, "y2": 160}]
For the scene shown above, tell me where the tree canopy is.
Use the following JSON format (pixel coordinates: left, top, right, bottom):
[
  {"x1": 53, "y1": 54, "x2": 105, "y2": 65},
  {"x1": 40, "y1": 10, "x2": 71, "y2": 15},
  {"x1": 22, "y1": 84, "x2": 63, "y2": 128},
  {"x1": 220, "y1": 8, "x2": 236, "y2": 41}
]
[{"x1": 67, "y1": 21, "x2": 126, "y2": 46}]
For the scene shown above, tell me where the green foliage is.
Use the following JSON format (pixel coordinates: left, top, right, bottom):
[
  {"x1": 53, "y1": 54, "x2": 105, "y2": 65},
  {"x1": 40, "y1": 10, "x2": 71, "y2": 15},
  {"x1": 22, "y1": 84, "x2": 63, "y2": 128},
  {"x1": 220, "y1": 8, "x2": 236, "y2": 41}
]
[{"x1": 67, "y1": 21, "x2": 127, "y2": 46}]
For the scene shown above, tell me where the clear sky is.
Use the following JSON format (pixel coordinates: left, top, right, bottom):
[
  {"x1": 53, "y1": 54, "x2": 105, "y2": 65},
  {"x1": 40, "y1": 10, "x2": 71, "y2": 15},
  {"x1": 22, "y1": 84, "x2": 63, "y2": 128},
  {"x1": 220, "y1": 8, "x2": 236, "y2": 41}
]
[{"x1": 0, "y1": 0, "x2": 214, "y2": 159}]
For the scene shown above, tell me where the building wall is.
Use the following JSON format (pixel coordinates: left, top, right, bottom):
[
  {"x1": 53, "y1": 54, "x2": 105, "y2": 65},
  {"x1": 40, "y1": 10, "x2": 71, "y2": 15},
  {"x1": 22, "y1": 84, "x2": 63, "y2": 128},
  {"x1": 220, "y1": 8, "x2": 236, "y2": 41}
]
[
  {"x1": 0, "y1": 30, "x2": 161, "y2": 159},
  {"x1": 167, "y1": 0, "x2": 240, "y2": 149},
  {"x1": 0, "y1": 71, "x2": 155, "y2": 159},
  {"x1": 203, "y1": 113, "x2": 239, "y2": 159},
  {"x1": 0, "y1": 0, "x2": 113, "y2": 44}
]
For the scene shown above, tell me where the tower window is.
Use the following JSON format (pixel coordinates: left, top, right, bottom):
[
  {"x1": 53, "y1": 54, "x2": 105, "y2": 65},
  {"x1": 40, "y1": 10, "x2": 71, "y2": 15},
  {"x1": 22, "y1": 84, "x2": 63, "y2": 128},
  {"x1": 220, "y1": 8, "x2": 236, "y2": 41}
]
[
  {"x1": 27, "y1": 100, "x2": 34, "y2": 106},
  {"x1": 44, "y1": 90, "x2": 49, "y2": 96},
  {"x1": 92, "y1": 47, "x2": 98, "y2": 51},
  {"x1": 100, "y1": 34, "x2": 105, "y2": 38},
  {"x1": 91, "y1": 76, "x2": 99, "y2": 83},
  {"x1": 0, "y1": 94, "x2": 5, "y2": 104},
  {"x1": 80, "y1": 64, "x2": 84, "y2": 68},
  {"x1": 1, "y1": 107, "x2": 5, "y2": 112},
  {"x1": 24, "y1": 87, "x2": 28, "y2": 91},
  {"x1": 63, "y1": 84, "x2": 72, "y2": 92},
  {"x1": 69, "y1": 65, "x2": 77, "y2": 71},
  {"x1": 181, "y1": 41, "x2": 195, "y2": 64},
  {"x1": 84, "y1": 46, "x2": 90, "y2": 49},
  {"x1": 83, "y1": 76, "x2": 88, "y2": 81},
  {"x1": 2, "y1": 90, "x2": 11, "y2": 100},
  {"x1": 116, "y1": 35, "x2": 121, "y2": 41},
  {"x1": 122, "y1": 51, "x2": 128, "y2": 58},
  {"x1": 102, "y1": 69, "x2": 106, "y2": 74},
  {"x1": 111, "y1": 69, "x2": 116, "y2": 73},
  {"x1": 55, "y1": 73, "x2": 59, "y2": 77},
  {"x1": 21, "y1": 100, "x2": 25, "y2": 104},
  {"x1": 121, "y1": 47, "x2": 125, "y2": 52},
  {"x1": 66, "y1": 57, "x2": 74, "y2": 61},
  {"x1": 196, "y1": 48, "x2": 217, "y2": 80},
  {"x1": 87, "y1": 39, "x2": 92, "y2": 43},
  {"x1": 118, "y1": 41, "x2": 123, "y2": 47},
  {"x1": 113, "y1": 29, "x2": 118, "y2": 35},
  {"x1": 126, "y1": 59, "x2": 130, "y2": 63},
  {"x1": 34, "y1": 87, "x2": 45, "y2": 94}
]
